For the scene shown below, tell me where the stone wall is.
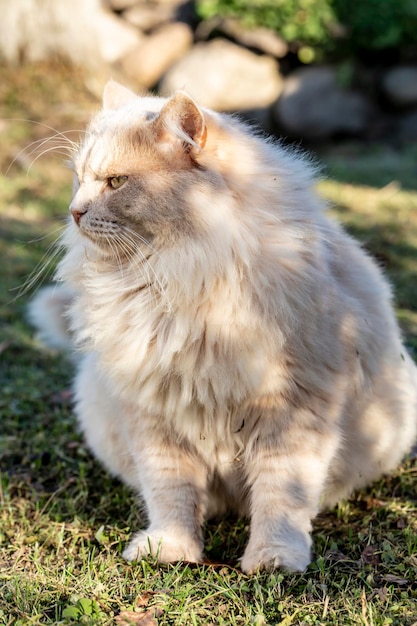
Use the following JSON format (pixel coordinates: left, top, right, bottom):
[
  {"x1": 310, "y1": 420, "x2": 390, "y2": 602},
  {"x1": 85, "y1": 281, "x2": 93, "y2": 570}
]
[{"x1": 1, "y1": 0, "x2": 417, "y2": 143}]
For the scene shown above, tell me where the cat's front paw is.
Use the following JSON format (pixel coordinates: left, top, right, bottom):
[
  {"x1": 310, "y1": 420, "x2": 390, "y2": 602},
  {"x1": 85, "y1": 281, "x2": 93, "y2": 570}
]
[
  {"x1": 122, "y1": 528, "x2": 203, "y2": 564},
  {"x1": 240, "y1": 539, "x2": 311, "y2": 574}
]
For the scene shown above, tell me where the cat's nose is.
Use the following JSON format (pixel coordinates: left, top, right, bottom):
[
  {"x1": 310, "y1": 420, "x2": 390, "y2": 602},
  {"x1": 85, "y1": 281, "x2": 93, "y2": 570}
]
[{"x1": 69, "y1": 204, "x2": 87, "y2": 225}]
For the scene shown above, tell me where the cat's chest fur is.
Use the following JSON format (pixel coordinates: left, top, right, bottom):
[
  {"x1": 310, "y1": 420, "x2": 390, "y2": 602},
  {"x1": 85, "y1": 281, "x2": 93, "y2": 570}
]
[{"x1": 69, "y1": 253, "x2": 282, "y2": 449}]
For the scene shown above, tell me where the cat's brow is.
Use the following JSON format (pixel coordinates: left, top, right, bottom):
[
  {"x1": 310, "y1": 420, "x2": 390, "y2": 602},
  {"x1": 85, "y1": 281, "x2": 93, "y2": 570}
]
[{"x1": 75, "y1": 142, "x2": 95, "y2": 182}]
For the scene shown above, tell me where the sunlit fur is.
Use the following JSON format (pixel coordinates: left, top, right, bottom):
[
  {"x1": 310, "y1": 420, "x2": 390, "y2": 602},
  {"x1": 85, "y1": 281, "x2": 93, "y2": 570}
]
[{"x1": 29, "y1": 81, "x2": 417, "y2": 573}]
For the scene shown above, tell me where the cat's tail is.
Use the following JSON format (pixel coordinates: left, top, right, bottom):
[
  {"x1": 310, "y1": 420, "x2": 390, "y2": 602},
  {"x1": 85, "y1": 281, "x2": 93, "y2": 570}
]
[{"x1": 28, "y1": 285, "x2": 75, "y2": 351}]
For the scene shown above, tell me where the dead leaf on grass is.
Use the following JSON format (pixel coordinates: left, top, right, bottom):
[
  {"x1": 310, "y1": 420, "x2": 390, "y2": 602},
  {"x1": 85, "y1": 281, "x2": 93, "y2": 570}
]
[
  {"x1": 364, "y1": 496, "x2": 387, "y2": 509},
  {"x1": 367, "y1": 587, "x2": 390, "y2": 603},
  {"x1": 361, "y1": 545, "x2": 380, "y2": 566},
  {"x1": 324, "y1": 549, "x2": 350, "y2": 563},
  {"x1": 116, "y1": 607, "x2": 163, "y2": 626},
  {"x1": 136, "y1": 591, "x2": 156, "y2": 608},
  {"x1": 382, "y1": 574, "x2": 409, "y2": 586}
]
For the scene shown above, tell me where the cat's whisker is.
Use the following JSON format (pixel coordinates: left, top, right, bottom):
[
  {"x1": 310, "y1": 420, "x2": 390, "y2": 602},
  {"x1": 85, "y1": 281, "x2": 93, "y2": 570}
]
[
  {"x1": 120, "y1": 227, "x2": 167, "y2": 281},
  {"x1": 3, "y1": 117, "x2": 86, "y2": 138},
  {"x1": 114, "y1": 233, "x2": 172, "y2": 310},
  {"x1": 24, "y1": 134, "x2": 77, "y2": 158},
  {"x1": 122, "y1": 226, "x2": 160, "y2": 256},
  {"x1": 26, "y1": 145, "x2": 76, "y2": 175},
  {"x1": 15, "y1": 222, "x2": 67, "y2": 246},
  {"x1": 26, "y1": 143, "x2": 76, "y2": 167},
  {"x1": 116, "y1": 229, "x2": 172, "y2": 310},
  {"x1": 106, "y1": 233, "x2": 127, "y2": 281},
  {"x1": 11, "y1": 233, "x2": 65, "y2": 302},
  {"x1": 112, "y1": 232, "x2": 155, "y2": 295},
  {"x1": 5, "y1": 127, "x2": 83, "y2": 176}
]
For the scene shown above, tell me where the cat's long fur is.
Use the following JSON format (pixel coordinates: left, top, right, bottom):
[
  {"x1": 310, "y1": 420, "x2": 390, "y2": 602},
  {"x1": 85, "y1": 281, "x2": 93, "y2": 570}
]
[{"x1": 29, "y1": 80, "x2": 417, "y2": 572}]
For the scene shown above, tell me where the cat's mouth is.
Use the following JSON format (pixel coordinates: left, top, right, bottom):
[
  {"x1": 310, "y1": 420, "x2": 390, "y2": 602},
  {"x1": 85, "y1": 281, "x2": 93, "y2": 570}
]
[
  {"x1": 75, "y1": 217, "x2": 118, "y2": 239},
  {"x1": 74, "y1": 216, "x2": 154, "y2": 259},
  {"x1": 73, "y1": 216, "x2": 125, "y2": 251}
]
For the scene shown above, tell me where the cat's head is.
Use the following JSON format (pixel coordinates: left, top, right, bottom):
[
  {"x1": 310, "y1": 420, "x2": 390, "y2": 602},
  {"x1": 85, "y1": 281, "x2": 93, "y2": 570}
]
[
  {"x1": 66, "y1": 81, "x2": 317, "y2": 292},
  {"x1": 69, "y1": 80, "x2": 241, "y2": 258}
]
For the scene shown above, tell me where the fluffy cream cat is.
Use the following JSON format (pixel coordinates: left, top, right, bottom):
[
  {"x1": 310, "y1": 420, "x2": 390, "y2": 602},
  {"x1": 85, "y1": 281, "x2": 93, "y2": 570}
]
[{"x1": 29, "y1": 80, "x2": 417, "y2": 573}]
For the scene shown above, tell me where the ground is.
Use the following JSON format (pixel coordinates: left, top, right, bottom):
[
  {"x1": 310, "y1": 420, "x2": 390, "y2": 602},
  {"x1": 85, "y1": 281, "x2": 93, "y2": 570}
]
[{"x1": 1, "y1": 61, "x2": 417, "y2": 625}]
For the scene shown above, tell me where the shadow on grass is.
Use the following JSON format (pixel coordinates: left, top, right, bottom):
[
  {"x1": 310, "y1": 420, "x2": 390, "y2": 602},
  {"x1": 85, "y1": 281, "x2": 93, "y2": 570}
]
[
  {"x1": 318, "y1": 143, "x2": 417, "y2": 193},
  {"x1": 0, "y1": 342, "x2": 135, "y2": 516},
  {"x1": 332, "y1": 200, "x2": 417, "y2": 355}
]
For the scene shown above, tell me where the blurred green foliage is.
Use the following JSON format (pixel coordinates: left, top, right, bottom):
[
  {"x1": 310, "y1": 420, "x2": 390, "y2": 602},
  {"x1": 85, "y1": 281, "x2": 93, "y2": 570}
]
[
  {"x1": 198, "y1": 0, "x2": 335, "y2": 48},
  {"x1": 333, "y1": 0, "x2": 417, "y2": 51},
  {"x1": 196, "y1": 0, "x2": 417, "y2": 61}
]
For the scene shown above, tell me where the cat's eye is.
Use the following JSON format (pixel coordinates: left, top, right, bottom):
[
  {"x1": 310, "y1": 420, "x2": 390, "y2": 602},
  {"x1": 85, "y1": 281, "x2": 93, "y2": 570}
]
[{"x1": 108, "y1": 175, "x2": 128, "y2": 190}]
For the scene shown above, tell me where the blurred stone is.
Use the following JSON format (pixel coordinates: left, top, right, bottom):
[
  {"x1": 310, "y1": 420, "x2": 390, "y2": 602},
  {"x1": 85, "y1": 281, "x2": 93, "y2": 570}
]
[
  {"x1": 0, "y1": 0, "x2": 142, "y2": 68},
  {"x1": 196, "y1": 18, "x2": 288, "y2": 58},
  {"x1": 124, "y1": 3, "x2": 176, "y2": 31},
  {"x1": 159, "y1": 38, "x2": 283, "y2": 111},
  {"x1": 105, "y1": 0, "x2": 139, "y2": 10},
  {"x1": 230, "y1": 28, "x2": 288, "y2": 59},
  {"x1": 120, "y1": 22, "x2": 193, "y2": 88},
  {"x1": 0, "y1": 0, "x2": 102, "y2": 66},
  {"x1": 273, "y1": 66, "x2": 369, "y2": 139},
  {"x1": 222, "y1": 19, "x2": 288, "y2": 58},
  {"x1": 124, "y1": 0, "x2": 196, "y2": 33},
  {"x1": 382, "y1": 66, "x2": 417, "y2": 107},
  {"x1": 396, "y1": 110, "x2": 417, "y2": 141},
  {"x1": 95, "y1": 10, "x2": 143, "y2": 63}
]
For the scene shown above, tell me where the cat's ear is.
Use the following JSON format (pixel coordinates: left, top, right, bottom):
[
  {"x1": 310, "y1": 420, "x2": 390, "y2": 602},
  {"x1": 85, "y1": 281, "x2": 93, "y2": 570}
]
[
  {"x1": 156, "y1": 91, "x2": 207, "y2": 150},
  {"x1": 103, "y1": 80, "x2": 137, "y2": 111}
]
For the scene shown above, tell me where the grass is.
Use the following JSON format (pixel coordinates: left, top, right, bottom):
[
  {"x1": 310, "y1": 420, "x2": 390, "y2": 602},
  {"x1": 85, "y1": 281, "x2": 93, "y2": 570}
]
[{"x1": 1, "y1": 62, "x2": 417, "y2": 626}]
